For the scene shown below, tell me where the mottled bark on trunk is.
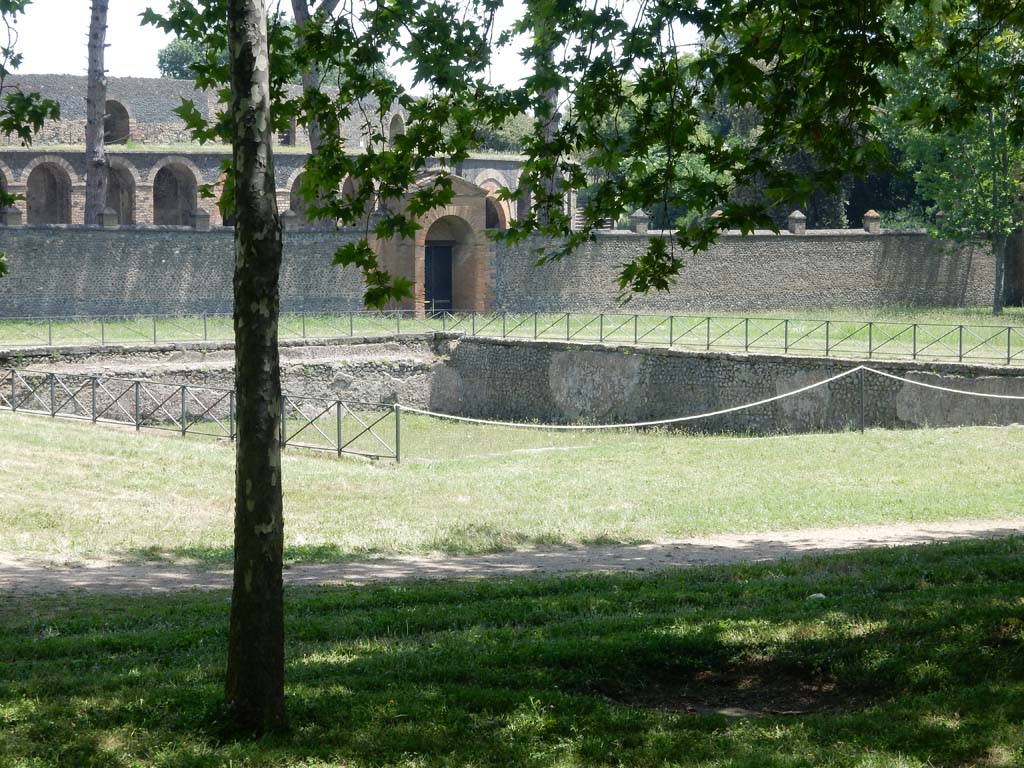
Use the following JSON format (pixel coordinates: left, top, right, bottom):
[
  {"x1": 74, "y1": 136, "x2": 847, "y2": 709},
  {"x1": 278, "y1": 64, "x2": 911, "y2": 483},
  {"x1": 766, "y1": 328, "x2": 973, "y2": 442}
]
[
  {"x1": 84, "y1": 0, "x2": 109, "y2": 226},
  {"x1": 225, "y1": 0, "x2": 287, "y2": 735}
]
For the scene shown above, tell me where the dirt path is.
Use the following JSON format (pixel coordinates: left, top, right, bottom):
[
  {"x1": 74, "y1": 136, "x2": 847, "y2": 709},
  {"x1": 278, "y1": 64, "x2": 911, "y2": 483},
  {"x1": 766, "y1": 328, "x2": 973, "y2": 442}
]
[{"x1": 1, "y1": 519, "x2": 1020, "y2": 594}]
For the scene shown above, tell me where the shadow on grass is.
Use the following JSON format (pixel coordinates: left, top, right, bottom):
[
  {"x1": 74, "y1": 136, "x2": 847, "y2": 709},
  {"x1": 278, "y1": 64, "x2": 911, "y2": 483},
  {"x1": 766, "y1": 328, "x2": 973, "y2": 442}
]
[{"x1": 1, "y1": 538, "x2": 1023, "y2": 767}]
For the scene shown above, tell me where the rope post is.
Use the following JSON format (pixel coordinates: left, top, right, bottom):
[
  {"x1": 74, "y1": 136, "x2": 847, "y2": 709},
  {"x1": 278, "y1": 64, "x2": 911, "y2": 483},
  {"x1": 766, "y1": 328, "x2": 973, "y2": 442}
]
[
  {"x1": 859, "y1": 367, "x2": 865, "y2": 433},
  {"x1": 336, "y1": 400, "x2": 343, "y2": 457},
  {"x1": 394, "y1": 403, "x2": 402, "y2": 463}
]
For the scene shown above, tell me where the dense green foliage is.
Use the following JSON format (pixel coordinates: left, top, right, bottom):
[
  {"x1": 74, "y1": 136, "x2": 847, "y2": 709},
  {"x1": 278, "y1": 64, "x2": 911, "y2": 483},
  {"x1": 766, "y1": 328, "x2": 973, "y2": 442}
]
[{"x1": 2, "y1": 538, "x2": 1022, "y2": 766}]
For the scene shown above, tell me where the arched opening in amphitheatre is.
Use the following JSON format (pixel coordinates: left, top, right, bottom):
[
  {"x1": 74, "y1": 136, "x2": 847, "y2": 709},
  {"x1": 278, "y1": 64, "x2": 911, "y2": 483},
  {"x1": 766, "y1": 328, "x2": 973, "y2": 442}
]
[
  {"x1": 26, "y1": 163, "x2": 72, "y2": 224},
  {"x1": 104, "y1": 100, "x2": 131, "y2": 144},
  {"x1": 388, "y1": 113, "x2": 405, "y2": 145},
  {"x1": 153, "y1": 163, "x2": 198, "y2": 225},
  {"x1": 105, "y1": 165, "x2": 136, "y2": 225}
]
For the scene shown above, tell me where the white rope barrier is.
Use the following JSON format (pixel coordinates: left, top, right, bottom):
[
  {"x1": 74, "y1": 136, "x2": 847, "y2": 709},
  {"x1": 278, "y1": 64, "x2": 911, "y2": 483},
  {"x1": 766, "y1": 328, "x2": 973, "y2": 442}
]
[
  {"x1": 863, "y1": 367, "x2": 1024, "y2": 400},
  {"x1": 399, "y1": 365, "x2": 870, "y2": 430}
]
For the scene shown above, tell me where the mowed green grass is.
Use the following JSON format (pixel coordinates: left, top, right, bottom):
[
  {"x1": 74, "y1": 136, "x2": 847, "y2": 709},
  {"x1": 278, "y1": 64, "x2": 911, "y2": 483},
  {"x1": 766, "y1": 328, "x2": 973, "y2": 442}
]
[
  {"x1": 2, "y1": 411, "x2": 1022, "y2": 565},
  {"x1": 1, "y1": 539, "x2": 1022, "y2": 767},
  {"x1": 3, "y1": 306, "x2": 1024, "y2": 363}
]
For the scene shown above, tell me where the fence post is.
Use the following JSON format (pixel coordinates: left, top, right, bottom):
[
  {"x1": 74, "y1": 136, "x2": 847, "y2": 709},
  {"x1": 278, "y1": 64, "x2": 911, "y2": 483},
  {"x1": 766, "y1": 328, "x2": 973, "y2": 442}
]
[
  {"x1": 958, "y1": 325, "x2": 964, "y2": 362},
  {"x1": 598, "y1": 313, "x2": 603, "y2": 342},
  {"x1": 535, "y1": 312, "x2": 539, "y2": 340},
  {"x1": 859, "y1": 367, "x2": 865, "y2": 433},
  {"x1": 472, "y1": 314, "x2": 476, "y2": 336},
  {"x1": 668, "y1": 315, "x2": 674, "y2": 347},
  {"x1": 134, "y1": 380, "x2": 141, "y2": 430},
  {"x1": 90, "y1": 376, "x2": 97, "y2": 422},
  {"x1": 9, "y1": 369, "x2": 15, "y2": 412},
  {"x1": 396, "y1": 312, "x2": 401, "y2": 336},
  {"x1": 912, "y1": 324, "x2": 917, "y2": 360},
  {"x1": 203, "y1": 313, "x2": 208, "y2": 341},
  {"x1": 502, "y1": 312, "x2": 507, "y2": 338},
  {"x1": 302, "y1": 312, "x2": 307, "y2": 339},
  {"x1": 394, "y1": 403, "x2": 402, "y2": 463},
  {"x1": 47, "y1": 318, "x2": 52, "y2": 346},
  {"x1": 825, "y1": 320, "x2": 830, "y2": 357},
  {"x1": 566, "y1": 313, "x2": 571, "y2": 341},
  {"x1": 868, "y1": 322, "x2": 873, "y2": 359},
  {"x1": 100, "y1": 317, "x2": 105, "y2": 346},
  {"x1": 1008, "y1": 327, "x2": 1013, "y2": 365},
  {"x1": 744, "y1": 318, "x2": 749, "y2": 352},
  {"x1": 336, "y1": 400, "x2": 343, "y2": 457},
  {"x1": 784, "y1": 319, "x2": 789, "y2": 354},
  {"x1": 181, "y1": 385, "x2": 188, "y2": 435},
  {"x1": 280, "y1": 395, "x2": 287, "y2": 447},
  {"x1": 49, "y1": 373, "x2": 55, "y2": 417},
  {"x1": 706, "y1": 317, "x2": 711, "y2": 351},
  {"x1": 349, "y1": 312, "x2": 354, "y2": 337},
  {"x1": 153, "y1": 316, "x2": 158, "y2": 344},
  {"x1": 633, "y1": 314, "x2": 638, "y2": 344},
  {"x1": 229, "y1": 391, "x2": 235, "y2": 441}
]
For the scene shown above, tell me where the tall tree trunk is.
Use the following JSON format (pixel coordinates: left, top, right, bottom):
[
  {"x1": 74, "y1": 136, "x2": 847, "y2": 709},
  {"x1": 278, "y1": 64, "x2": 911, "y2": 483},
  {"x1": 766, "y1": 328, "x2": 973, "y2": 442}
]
[
  {"x1": 993, "y1": 235, "x2": 1006, "y2": 316},
  {"x1": 84, "y1": 0, "x2": 109, "y2": 226},
  {"x1": 291, "y1": 0, "x2": 339, "y2": 155},
  {"x1": 224, "y1": 0, "x2": 287, "y2": 735}
]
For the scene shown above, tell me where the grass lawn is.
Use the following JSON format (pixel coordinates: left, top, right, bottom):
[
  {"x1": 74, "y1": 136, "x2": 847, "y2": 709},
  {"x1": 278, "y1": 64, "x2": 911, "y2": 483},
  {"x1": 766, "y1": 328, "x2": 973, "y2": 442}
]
[
  {"x1": 4, "y1": 306, "x2": 1024, "y2": 364},
  {"x1": 1, "y1": 538, "x2": 1022, "y2": 766},
  {"x1": 2, "y1": 411, "x2": 1022, "y2": 566}
]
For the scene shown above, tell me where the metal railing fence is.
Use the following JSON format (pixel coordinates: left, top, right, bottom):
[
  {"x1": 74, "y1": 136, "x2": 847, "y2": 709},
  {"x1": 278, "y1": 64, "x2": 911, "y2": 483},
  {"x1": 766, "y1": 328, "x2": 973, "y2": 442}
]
[
  {"x1": 0, "y1": 368, "x2": 400, "y2": 461},
  {"x1": 3, "y1": 310, "x2": 1024, "y2": 365}
]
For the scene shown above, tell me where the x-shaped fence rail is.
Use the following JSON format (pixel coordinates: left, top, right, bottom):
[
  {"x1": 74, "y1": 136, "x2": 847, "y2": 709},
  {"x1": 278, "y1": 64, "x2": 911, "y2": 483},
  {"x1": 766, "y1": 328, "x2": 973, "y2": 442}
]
[{"x1": 0, "y1": 369, "x2": 400, "y2": 461}]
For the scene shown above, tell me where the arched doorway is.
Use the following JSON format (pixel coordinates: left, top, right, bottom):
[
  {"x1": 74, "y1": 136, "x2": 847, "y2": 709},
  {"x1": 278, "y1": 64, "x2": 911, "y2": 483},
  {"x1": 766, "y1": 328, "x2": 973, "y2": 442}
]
[
  {"x1": 485, "y1": 197, "x2": 507, "y2": 230},
  {"x1": 388, "y1": 113, "x2": 405, "y2": 145},
  {"x1": 104, "y1": 100, "x2": 130, "y2": 144},
  {"x1": 26, "y1": 163, "x2": 72, "y2": 224},
  {"x1": 424, "y1": 215, "x2": 476, "y2": 313},
  {"x1": 106, "y1": 165, "x2": 135, "y2": 225},
  {"x1": 153, "y1": 163, "x2": 197, "y2": 225}
]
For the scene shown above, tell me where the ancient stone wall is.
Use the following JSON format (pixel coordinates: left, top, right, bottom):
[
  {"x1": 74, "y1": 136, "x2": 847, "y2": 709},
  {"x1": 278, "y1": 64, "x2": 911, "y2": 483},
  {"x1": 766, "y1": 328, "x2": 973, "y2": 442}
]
[
  {"x1": 492, "y1": 229, "x2": 997, "y2": 312},
  {"x1": 429, "y1": 337, "x2": 1024, "y2": 433},
  {"x1": 0, "y1": 226, "x2": 1000, "y2": 317}
]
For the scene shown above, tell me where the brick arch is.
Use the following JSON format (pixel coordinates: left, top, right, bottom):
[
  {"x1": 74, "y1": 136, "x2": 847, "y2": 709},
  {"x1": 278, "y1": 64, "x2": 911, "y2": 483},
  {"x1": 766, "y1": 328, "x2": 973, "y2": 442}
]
[
  {"x1": 472, "y1": 169, "x2": 511, "y2": 191},
  {"x1": 104, "y1": 99, "x2": 133, "y2": 144},
  {"x1": 106, "y1": 156, "x2": 142, "y2": 185},
  {"x1": 0, "y1": 159, "x2": 15, "y2": 190},
  {"x1": 145, "y1": 155, "x2": 206, "y2": 185},
  {"x1": 20, "y1": 154, "x2": 80, "y2": 185}
]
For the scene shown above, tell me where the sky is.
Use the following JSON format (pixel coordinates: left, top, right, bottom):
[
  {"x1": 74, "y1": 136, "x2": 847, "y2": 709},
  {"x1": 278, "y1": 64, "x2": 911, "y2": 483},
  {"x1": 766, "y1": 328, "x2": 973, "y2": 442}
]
[{"x1": 10, "y1": 0, "x2": 533, "y2": 88}]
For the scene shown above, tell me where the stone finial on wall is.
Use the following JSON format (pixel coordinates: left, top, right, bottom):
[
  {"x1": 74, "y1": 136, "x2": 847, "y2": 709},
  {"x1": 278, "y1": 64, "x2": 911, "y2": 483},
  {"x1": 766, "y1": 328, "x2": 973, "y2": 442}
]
[
  {"x1": 0, "y1": 206, "x2": 22, "y2": 226},
  {"x1": 863, "y1": 209, "x2": 881, "y2": 234},
  {"x1": 787, "y1": 210, "x2": 806, "y2": 235},
  {"x1": 191, "y1": 208, "x2": 211, "y2": 231},
  {"x1": 100, "y1": 207, "x2": 119, "y2": 229},
  {"x1": 629, "y1": 209, "x2": 650, "y2": 236}
]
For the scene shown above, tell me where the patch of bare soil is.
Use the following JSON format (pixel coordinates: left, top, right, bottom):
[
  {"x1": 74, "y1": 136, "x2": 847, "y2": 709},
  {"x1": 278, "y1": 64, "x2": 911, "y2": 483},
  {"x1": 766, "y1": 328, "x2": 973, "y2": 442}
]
[{"x1": 601, "y1": 663, "x2": 875, "y2": 718}]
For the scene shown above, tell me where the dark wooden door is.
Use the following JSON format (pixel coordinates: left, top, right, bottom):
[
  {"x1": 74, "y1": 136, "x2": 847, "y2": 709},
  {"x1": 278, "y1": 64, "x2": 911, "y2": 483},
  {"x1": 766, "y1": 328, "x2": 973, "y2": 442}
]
[{"x1": 424, "y1": 243, "x2": 454, "y2": 312}]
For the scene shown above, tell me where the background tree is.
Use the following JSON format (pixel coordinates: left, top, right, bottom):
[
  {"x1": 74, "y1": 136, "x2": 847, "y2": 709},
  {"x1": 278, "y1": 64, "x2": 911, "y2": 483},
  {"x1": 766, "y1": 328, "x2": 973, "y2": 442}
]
[
  {"x1": 157, "y1": 38, "x2": 215, "y2": 78},
  {"x1": 884, "y1": 5, "x2": 1024, "y2": 314},
  {"x1": 84, "y1": 0, "x2": 109, "y2": 226},
  {"x1": 0, "y1": 0, "x2": 60, "y2": 275}
]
